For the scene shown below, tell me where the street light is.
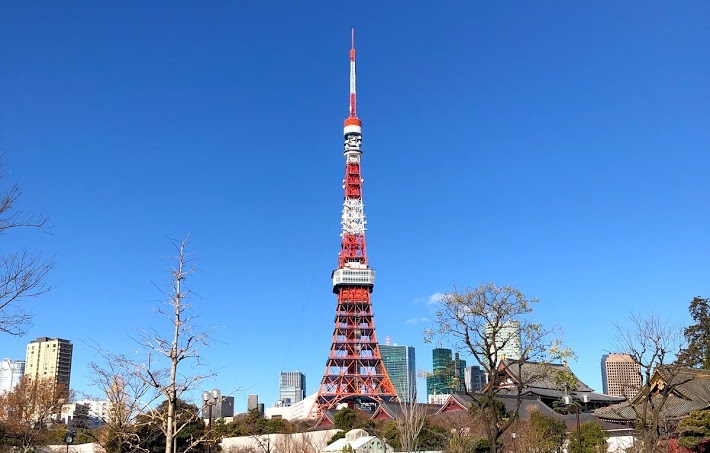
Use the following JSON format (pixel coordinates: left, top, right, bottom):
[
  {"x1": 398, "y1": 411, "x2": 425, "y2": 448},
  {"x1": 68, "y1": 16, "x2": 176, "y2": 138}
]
[
  {"x1": 64, "y1": 431, "x2": 74, "y2": 453},
  {"x1": 511, "y1": 432, "x2": 516, "y2": 452},
  {"x1": 202, "y1": 389, "x2": 222, "y2": 453},
  {"x1": 563, "y1": 395, "x2": 582, "y2": 453}
]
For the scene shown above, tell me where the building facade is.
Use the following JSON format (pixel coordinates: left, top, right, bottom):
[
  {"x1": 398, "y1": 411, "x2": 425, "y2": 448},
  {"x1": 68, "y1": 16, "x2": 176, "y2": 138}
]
[
  {"x1": 61, "y1": 399, "x2": 111, "y2": 429},
  {"x1": 426, "y1": 348, "x2": 466, "y2": 398},
  {"x1": 0, "y1": 358, "x2": 25, "y2": 393},
  {"x1": 279, "y1": 371, "x2": 306, "y2": 406},
  {"x1": 247, "y1": 394, "x2": 259, "y2": 412},
  {"x1": 601, "y1": 353, "x2": 642, "y2": 397},
  {"x1": 464, "y1": 365, "x2": 487, "y2": 392},
  {"x1": 24, "y1": 337, "x2": 73, "y2": 388},
  {"x1": 379, "y1": 344, "x2": 416, "y2": 402},
  {"x1": 486, "y1": 320, "x2": 522, "y2": 362},
  {"x1": 201, "y1": 394, "x2": 234, "y2": 419}
]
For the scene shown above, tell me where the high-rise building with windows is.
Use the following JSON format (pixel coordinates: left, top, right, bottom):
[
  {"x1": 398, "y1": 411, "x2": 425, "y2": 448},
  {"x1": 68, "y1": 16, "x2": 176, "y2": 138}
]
[
  {"x1": 380, "y1": 344, "x2": 416, "y2": 402},
  {"x1": 486, "y1": 320, "x2": 522, "y2": 362},
  {"x1": 200, "y1": 393, "x2": 234, "y2": 420},
  {"x1": 247, "y1": 394, "x2": 259, "y2": 412},
  {"x1": 601, "y1": 353, "x2": 642, "y2": 397},
  {"x1": 464, "y1": 365, "x2": 487, "y2": 392},
  {"x1": 0, "y1": 358, "x2": 25, "y2": 393},
  {"x1": 279, "y1": 371, "x2": 306, "y2": 406},
  {"x1": 426, "y1": 348, "x2": 466, "y2": 398},
  {"x1": 24, "y1": 337, "x2": 73, "y2": 388}
]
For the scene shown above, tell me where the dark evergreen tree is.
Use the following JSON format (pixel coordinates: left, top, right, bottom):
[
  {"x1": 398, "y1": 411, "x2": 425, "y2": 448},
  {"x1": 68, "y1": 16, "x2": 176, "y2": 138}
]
[
  {"x1": 678, "y1": 297, "x2": 710, "y2": 369},
  {"x1": 678, "y1": 410, "x2": 710, "y2": 452}
]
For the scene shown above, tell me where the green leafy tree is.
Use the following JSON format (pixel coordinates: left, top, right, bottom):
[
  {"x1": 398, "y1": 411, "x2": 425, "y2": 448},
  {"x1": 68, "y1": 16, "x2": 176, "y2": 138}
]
[
  {"x1": 243, "y1": 408, "x2": 268, "y2": 435},
  {"x1": 264, "y1": 417, "x2": 286, "y2": 434},
  {"x1": 418, "y1": 420, "x2": 451, "y2": 451},
  {"x1": 377, "y1": 420, "x2": 400, "y2": 450},
  {"x1": 328, "y1": 430, "x2": 346, "y2": 445},
  {"x1": 677, "y1": 297, "x2": 710, "y2": 369},
  {"x1": 333, "y1": 408, "x2": 373, "y2": 431},
  {"x1": 567, "y1": 421, "x2": 607, "y2": 453},
  {"x1": 677, "y1": 410, "x2": 710, "y2": 452}
]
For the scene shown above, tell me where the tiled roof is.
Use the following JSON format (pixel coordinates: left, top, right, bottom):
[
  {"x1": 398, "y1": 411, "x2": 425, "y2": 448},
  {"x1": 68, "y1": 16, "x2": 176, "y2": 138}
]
[
  {"x1": 497, "y1": 360, "x2": 595, "y2": 392},
  {"x1": 372, "y1": 402, "x2": 441, "y2": 420},
  {"x1": 595, "y1": 367, "x2": 710, "y2": 421}
]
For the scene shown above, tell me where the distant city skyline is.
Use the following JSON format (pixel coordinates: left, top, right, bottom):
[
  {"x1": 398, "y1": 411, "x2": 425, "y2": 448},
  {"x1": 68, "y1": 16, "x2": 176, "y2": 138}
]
[{"x1": 1, "y1": 2, "x2": 707, "y2": 410}]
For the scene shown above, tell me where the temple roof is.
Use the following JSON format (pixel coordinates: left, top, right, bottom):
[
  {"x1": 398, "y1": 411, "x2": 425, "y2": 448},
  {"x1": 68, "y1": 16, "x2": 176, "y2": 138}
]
[{"x1": 595, "y1": 367, "x2": 710, "y2": 422}]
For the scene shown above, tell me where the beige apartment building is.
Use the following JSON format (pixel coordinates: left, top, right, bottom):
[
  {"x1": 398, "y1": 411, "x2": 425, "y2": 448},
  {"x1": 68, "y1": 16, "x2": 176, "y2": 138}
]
[
  {"x1": 24, "y1": 337, "x2": 73, "y2": 388},
  {"x1": 601, "y1": 353, "x2": 642, "y2": 398}
]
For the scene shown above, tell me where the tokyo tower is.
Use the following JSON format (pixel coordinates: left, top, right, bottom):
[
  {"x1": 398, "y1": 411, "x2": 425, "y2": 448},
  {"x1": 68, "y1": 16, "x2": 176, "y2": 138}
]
[{"x1": 313, "y1": 30, "x2": 399, "y2": 413}]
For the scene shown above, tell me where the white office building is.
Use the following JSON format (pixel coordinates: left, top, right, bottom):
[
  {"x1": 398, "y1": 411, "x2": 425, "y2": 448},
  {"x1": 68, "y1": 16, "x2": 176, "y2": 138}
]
[
  {"x1": 0, "y1": 358, "x2": 25, "y2": 393},
  {"x1": 486, "y1": 320, "x2": 522, "y2": 362}
]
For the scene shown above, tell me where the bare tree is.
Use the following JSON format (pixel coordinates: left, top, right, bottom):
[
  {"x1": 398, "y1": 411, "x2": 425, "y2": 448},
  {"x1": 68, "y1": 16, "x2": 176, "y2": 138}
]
[
  {"x1": 612, "y1": 313, "x2": 689, "y2": 453},
  {"x1": 82, "y1": 350, "x2": 154, "y2": 452},
  {"x1": 396, "y1": 386, "x2": 427, "y2": 453},
  {"x1": 426, "y1": 283, "x2": 573, "y2": 453},
  {"x1": 0, "y1": 161, "x2": 53, "y2": 336},
  {"x1": 134, "y1": 237, "x2": 213, "y2": 453},
  {"x1": 274, "y1": 432, "x2": 322, "y2": 453},
  {"x1": 88, "y1": 237, "x2": 212, "y2": 453}
]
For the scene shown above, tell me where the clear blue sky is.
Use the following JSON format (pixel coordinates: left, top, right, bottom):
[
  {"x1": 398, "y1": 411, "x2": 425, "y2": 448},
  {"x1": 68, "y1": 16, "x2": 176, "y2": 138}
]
[{"x1": 1, "y1": 2, "x2": 708, "y2": 412}]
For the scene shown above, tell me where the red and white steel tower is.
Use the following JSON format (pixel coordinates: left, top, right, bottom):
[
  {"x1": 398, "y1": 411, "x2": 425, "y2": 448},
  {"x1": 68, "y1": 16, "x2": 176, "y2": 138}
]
[{"x1": 313, "y1": 30, "x2": 399, "y2": 412}]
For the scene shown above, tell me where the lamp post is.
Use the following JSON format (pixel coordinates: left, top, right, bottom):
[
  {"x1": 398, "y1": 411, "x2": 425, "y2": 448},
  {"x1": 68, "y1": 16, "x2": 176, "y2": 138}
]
[
  {"x1": 202, "y1": 389, "x2": 221, "y2": 453},
  {"x1": 511, "y1": 432, "x2": 516, "y2": 452},
  {"x1": 64, "y1": 431, "x2": 74, "y2": 453},
  {"x1": 563, "y1": 395, "x2": 582, "y2": 453}
]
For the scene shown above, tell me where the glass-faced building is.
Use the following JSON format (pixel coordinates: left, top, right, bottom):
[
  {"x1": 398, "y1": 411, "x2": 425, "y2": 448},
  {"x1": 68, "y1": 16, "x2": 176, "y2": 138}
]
[
  {"x1": 426, "y1": 348, "x2": 466, "y2": 398},
  {"x1": 464, "y1": 365, "x2": 488, "y2": 392},
  {"x1": 279, "y1": 371, "x2": 306, "y2": 406},
  {"x1": 379, "y1": 344, "x2": 416, "y2": 402}
]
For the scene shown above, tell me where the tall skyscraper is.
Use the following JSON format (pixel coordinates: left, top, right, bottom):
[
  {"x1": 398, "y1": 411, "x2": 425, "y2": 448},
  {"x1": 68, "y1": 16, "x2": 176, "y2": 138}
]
[
  {"x1": 279, "y1": 371, "x2": 306, "y2": 406},
  {"x1": 464, "y1": 365, "x2": 487, "y2": 392},
  {"x1": 486, "y1": 320, "x2": 522, "y2": 362},
  {"x1": 426, "y1": 348, "x2": 466, "y2": 397},
  {"x1": 313, "y1": 31, "x2": 397, "y2": 413},
  {"x1": 24, "y1": 337, "x2": 73, "y2": 388},
  {"x1": 0, "y1": 358, "x2": 25, "y2": 393},
  {"x1": 380, "y1": 344, "x2": 416, "y2": 402},
  {"x1": 601, "y1": 353, "x2": 642, "y2": 397}
]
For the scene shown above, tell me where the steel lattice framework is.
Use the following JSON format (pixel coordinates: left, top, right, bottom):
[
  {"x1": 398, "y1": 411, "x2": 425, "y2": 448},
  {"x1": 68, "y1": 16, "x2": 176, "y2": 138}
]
[{"x1": 313, "y1": 30, "x2": 398, "y2": 414}]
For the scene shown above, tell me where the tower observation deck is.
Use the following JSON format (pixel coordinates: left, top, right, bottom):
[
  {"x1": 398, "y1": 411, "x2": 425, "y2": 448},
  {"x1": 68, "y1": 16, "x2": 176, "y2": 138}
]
[{"x1": 313, "y1": 30, "x2": 399, "y2": 413}]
